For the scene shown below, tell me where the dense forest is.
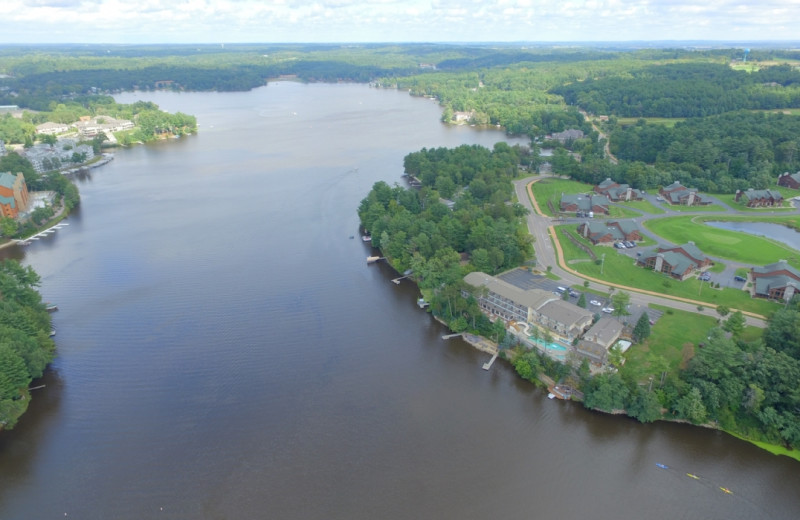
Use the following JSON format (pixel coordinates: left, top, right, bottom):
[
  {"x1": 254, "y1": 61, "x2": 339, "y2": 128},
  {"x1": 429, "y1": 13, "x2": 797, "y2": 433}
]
[
  {"x1": 608, "y1": 111, "x2": 800, "y2": 192},
  {"x1": 0, "y1": 261, "x2": 55, "y2": 430},
  {"x1": 552, "y1": 63, "x2": 800, "y2": 117}
]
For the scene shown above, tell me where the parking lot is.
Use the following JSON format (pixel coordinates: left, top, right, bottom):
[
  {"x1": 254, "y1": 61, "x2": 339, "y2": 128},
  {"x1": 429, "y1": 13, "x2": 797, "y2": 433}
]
[{"x1": 498, "y1": 268, "x2": 662, "y2": 327}]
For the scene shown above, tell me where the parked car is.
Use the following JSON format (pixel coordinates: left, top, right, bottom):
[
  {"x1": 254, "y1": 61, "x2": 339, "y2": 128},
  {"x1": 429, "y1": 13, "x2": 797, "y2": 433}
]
[
  {"x1": 625, "y1": 241, "x2": 635, "y2": 248},
  {"x1": 556, "y1": 286, "x2": 567, "y2": 293},
  {"x1": 569, "y1": 290, "x2": 579, "y2": 298},
  {"x1": 602, "y1": 307, "x2": 614, "y2": 313},
  {"x1": 734, "y1": 275, "x2": 746, "y2": 282},
  {"x1": 656, "y1": 196, "x2": 664, "y2": 201},
  {"x1": 590, "y1": 300, "x2": 601, "y2": 306}
]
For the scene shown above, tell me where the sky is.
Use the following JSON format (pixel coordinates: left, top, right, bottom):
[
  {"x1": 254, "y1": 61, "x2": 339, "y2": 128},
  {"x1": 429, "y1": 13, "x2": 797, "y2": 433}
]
[{"x1": 1, "y1": 0, "x2": 799, "y2": 44}]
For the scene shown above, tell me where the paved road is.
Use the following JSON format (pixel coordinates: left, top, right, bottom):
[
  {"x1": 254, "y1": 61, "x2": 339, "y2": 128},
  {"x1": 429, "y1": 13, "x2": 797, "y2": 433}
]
[{"x1": 513, "y1": 175, "x2": 769, "y2": 328}]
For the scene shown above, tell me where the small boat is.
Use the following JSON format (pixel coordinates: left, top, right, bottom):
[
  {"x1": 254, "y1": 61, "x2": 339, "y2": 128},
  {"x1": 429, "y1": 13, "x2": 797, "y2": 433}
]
[
  {"x1": 45, "y1": 304, "x2": 58, "y2": 312},
  {"x1": 655, "y1": 463, "x2": 669, "y2": 469},
  {"x1": 719, "y1": 487, "x2": 733, "y2": 495},
  {"x1": 366, "y1": 256, "x2": 382, "y2": 264},
  {"x1": 49, "y1": 329, "x2": 56, "y2": 337},
  {"x1": 547, "y1": 393, "x2": 556, "y2": 399},
  {"x1": 686, "y1": 473, "x2": 700, "y2": 480},
  {"x1": 362, "y1": 235, "x2": 371, "y2": 242}
]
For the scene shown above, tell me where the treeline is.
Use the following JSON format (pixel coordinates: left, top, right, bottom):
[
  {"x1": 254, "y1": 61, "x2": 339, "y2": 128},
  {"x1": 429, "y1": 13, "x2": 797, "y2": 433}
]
[
  {"x1": 552, "y1": 63, "x2": 800, "y2": 117},
  {"x1": 586, "y1": 304, "x2": 800, "y2": 448},
  {"x1": 608, "y1": 111, "x2": 800, "y2": 192},
  {"x1": 0, "y1": 260, "x2": 55, "y2": 430}
]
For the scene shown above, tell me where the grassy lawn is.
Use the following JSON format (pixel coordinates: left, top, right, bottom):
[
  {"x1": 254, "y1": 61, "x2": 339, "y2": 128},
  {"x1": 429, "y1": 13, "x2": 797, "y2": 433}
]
[
  {"x1": 607, "y1": 205, "x2": 641, "y2": 218},
  {"x1": 644, "y1": 216, "x2": 800, "y2": 269},
  {"x1": 617, "y1": 199, "x2": 665, "y2": 214},
  {"x1": 622, "y1": 305, "x2": 717, "y2": 382},
  {"x1": 708, "y1": 262, "x2": 726, "y2": 273},
  {"x1": 531, "y1": 177, "x2": 594, "y2": 217},
  {"x1": 667, "y1": 203, "x2": 726, "y2": 212},
  {"x1": 615, "y1": 117, "x2": 685, "y2": 127},
  {"x1": 556, "y1": 226, "x2": 780, "y2": 315}
]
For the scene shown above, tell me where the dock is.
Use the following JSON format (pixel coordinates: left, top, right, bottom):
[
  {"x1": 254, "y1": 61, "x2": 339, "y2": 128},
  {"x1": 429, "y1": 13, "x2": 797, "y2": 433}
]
[
  {"x1": 391, "y1": 275, "x2": 411, "y2": 284},
  {"x1": 441, "y1": 333, "x2": 462, "y2": 340},
  {"x1": 482, "y1": 352, "x2": 499, "y2": 370},
  {"x1": 366, "y1": 256, "x2": 384, "y2": 264}
]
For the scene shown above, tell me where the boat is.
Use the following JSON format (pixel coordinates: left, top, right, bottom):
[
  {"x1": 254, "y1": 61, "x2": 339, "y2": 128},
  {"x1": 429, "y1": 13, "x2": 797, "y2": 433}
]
[
  {"x1": 547, "y1": 393, "x2": 556, "y2": 399},
  {"x1": 719, "y1": 487, "x2": 733, "y2": 495},
  {"x1": 366, "y1": 256, "x2": 382, "y2": 264},
  {"x1": 49, "y1": 329, "x2": 56, "y2": 337},
  {"x1": 45, "y1": 304, "x2": 58, "y2": 312},
  {"x1": 362, "y1": 235, "x2": 371, "y2": 242},
  {"x1": 655, "y1": 463, "x2": 669, "y2": 469},
  {"x1": 686, "y1": 473, "x2": 700, "y2": 480}
]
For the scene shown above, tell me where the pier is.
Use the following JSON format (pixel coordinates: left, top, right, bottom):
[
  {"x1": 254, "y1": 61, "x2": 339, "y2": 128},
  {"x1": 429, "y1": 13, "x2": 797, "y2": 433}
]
[
  {"x1": 482, "y1": 352, "x2": 499, "y2": 371},
  {"x1": 441, "y1": 333, "x2": 462, "y2": 340},
  {"x1": 391, "y1": 275, "x2": 411, "y2": 284}
]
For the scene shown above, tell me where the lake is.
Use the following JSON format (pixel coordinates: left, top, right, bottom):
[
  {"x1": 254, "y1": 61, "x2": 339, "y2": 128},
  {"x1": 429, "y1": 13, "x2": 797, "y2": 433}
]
[
  {"x1": 0, "y1": 83, "x2": 797, "y2": 520},
  {"x1": 706, "y1": 220, "x2": 800, "y2": 250}
]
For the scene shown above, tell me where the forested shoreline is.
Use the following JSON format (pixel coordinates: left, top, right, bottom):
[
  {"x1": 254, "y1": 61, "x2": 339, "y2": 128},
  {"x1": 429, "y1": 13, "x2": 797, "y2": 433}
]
[{"x1": 0, "y1": 261, "x2": 54, "y2": 430}]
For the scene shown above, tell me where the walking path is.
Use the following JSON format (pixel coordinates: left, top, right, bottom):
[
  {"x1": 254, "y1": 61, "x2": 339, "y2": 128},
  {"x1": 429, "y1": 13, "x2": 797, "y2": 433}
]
[{"x1": 514, "y1": 175, "x2": 769, "y2": 327}]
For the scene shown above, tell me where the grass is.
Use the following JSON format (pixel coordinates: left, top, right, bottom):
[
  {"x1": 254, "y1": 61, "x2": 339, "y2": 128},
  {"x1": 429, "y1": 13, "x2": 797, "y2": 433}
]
[
  {"x1": 556, "y1": 225, "x2": 780, "y2": 315},
  {"x1": 726, "y1": 432, "x2": 800, "y2": 463},
  {"x1": 607, "y1": 205, "x2": 641, "y2": 219},
  {"x1": 615, "y1": 117, "x2": 685, "y2": 128},
  {"x1": 622, "y1": 305, "x2": 716, "y2": 381},
  {"x1": 531, "y1": 177, "x2": 594, "y2": 217},
  {"x1": 667, "y1": 203, "x2": 726, "y2": 212},
  {"x1": 617, "y1": 199, "x2": 665, "y2": 214},
  {"x1": 644, "y1": 216, "x2": 800, "y2": 269}
]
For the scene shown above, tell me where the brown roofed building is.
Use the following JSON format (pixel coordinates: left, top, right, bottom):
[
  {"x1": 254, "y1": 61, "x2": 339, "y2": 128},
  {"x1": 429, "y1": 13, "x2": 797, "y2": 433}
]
[{"x1": 778, "y1": 172, "x2": 800, "y2": 190}]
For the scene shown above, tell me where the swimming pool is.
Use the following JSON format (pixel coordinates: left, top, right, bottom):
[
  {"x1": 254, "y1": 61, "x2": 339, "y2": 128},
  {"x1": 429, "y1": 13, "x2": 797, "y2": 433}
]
[{"x1": 528, "y1": 337, "x2": 568, "y2": 351}]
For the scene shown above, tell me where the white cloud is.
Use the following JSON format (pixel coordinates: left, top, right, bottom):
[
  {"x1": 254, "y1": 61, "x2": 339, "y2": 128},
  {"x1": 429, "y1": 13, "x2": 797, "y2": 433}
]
[{"x1": 1, "y1": 0, "x2": 799, "y2": 43}]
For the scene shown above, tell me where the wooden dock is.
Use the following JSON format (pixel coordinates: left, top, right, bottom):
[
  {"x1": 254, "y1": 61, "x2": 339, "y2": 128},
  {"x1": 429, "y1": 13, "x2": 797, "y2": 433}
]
[
  {"x1": 441, "y1": 333, "x2": 462, "y2": 340},
  {"x1": 391, "y1": 275, "x2": 411, "y2": 284},
  {"x1": 482, "y1": 353, "x2": 499, "y2": 370}
]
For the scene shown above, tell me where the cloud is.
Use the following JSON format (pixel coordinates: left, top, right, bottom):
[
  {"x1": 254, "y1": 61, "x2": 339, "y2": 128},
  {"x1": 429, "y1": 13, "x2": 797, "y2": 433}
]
[{"x1": 2, "y1": 0, "x2": 800, "y2": 43}]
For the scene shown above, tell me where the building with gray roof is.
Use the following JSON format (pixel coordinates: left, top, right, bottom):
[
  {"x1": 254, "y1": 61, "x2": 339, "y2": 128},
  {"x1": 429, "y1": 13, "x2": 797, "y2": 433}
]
[{"x1": 751, "y1": 261, "x2": 800, "y2": 301}]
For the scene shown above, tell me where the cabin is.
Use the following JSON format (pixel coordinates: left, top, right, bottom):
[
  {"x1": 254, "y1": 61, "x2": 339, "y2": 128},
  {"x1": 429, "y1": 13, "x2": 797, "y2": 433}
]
[
  {"x1": 777, "y1": 172, "x2": 800, "y2": 190},
  {"x1": 576, "y1": 317, "x2": 624, "y2": 365},
  {"x1": 594, "y1": 178, "x2": 643, "y2": 202},
  {"x1": 577, "y1": 220, "x2": 641, "y2": 245},
  {"x1": 659, "y1": 181, "x2": 710, "y2": 206},
  {"x1": 734, "y1": 188, "x2": 783, "y2": 207},
  {"x1": 751, "y1": 261, "x2": 800, "y2": 301},
  {"x1": 560, "y1": 193, "x2": 609, "y2": 215},
  {"x1": 637, "y1": 242, "x2": 712, "y2": 280}
]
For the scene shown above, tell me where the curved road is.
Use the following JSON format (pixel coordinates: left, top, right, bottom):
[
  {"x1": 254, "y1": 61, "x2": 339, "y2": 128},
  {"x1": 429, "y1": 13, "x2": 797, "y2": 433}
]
[{"x1": 513, "y1": 175, "x2": 772, "y2": 328}]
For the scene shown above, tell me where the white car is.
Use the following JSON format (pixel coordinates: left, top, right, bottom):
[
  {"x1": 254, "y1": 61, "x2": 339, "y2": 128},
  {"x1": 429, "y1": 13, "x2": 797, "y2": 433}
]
[
  {"x1": 602, "y1": 307, "x2": 614, "y2": 313},
  {"x1": 590, "y1": 300, "x2": 601, "y2": 306}
]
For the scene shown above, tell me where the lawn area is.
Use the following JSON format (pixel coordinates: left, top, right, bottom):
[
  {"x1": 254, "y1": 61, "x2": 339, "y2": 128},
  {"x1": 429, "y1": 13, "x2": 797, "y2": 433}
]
[
  {"x1": 615, "y1": 117, "x2": 685, "y2": 127},
  {"x1": 617, "y1": 199, "x2": 665, "y2": 214},
  {"x1": 668, "y1": 203, "x2": 726, "y2": 212},
  {"x1": 644, "y1": 216, "x2": 800, "y2": 269},
  {"x1": 607, "y1": 205, "x2": 641, "y2": 218},
  {"x1": 556, "y1": 225, "x2": 779, "y2": 315},
  {"x1": 622, "y1": 305, "x2": 717, "y2": 382},
  {"x1": 531, "y1": 177, "x2": 594, "y2": 217}
]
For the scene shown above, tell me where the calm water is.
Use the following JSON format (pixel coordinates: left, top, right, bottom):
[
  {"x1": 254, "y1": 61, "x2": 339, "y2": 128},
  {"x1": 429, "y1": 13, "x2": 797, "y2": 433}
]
[
  {"x1": 0, "y1": 83, "x2": 797, "y2": 520},
  {"x1": 706, "y1": 221, "x2": 800, "y2": 250}
]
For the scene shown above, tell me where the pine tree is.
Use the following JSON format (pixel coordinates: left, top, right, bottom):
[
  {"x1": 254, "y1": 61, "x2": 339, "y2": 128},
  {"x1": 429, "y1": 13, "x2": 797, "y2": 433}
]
[{"x1": 633, "y1": 312, "x2": 651, "y2": 342}]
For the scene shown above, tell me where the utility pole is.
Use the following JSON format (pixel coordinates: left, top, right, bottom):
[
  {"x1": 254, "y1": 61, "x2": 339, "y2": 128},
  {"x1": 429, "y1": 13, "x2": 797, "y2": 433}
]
[{"x1": 600, "y1": 253, "x2": 605, "y2": 275}]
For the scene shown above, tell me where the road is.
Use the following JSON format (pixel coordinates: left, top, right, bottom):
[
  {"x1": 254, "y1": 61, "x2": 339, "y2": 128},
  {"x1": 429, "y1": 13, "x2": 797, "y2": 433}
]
[{"x1": 513, "y1": 175, "x2": 771, "y2": 328}]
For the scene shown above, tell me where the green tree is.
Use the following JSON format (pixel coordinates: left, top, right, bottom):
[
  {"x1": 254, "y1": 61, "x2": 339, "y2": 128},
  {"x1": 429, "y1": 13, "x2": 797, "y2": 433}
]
[
  {"x1": 628, "y1": 388, "x2": 662, "y2": 423},
  {"x1": 716, "y1": 305, "x2": 730, "y2": 318},
  {"x1": 633, "y1": 312, "x2": 651, "y2": 342},
  {"x1": 577, "y1": 293, "x2": 587, "y2": 308},
  {"x1": 611, "y1": 291, "x2": 631, "y2": 317},
  {"x1": 675, "y1": 387, "x2": 708, "y2": 424},
  {"x1": 723, "y1": 310, "x2": 746, "y2": 338},
  {"x1": 0, "y1": 217, "x2": 18, "y2": 238}
]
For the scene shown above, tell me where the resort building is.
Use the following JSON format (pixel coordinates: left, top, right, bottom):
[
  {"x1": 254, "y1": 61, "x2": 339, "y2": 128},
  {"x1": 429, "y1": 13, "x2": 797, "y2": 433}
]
[
  {"x1": 560, "y1": 193, "x2": 609, "y2": 215},
  {"x1": 734, "y1": 188, "x2": 784, "y2": 207},
  {"x1": 594, "y1": 178, "x2": 643, "y2": 202},
  {"x1": 750, "y1": 261, "x2": 800, "y2": 301},
  {"x1": 72, "y1": 116, "x2": 134, "y2": 138},
  {"x1": 577, "y1": 220, "x2": 641, "y2": 245},
  {"x1": 549, "y1": 129, "x2": 584, "y2": 143},
  {"x1": 0, "y1": 171, "x2": 29, "y2": 218},
  {"x1": 777, "y1": 171, "x2": 800, "y2": 190},
  {"x1": 575, "y1": 317, "x2": 624, "y2": 366},
  {"x1": 659, "y1": 181, "x2": 710, "y2": 206},
  {"x1": 636, "y1": 242, "x2": 712, "y2": 280},
  {"x1": 463, "y1": 272, "x2": 594, "y2": 343},
  {"x1": 35, "y1": 122, "x2": 71, "y2": 135},
  {"x1": 24, "y1": 138, "x2": 94, "y2": 173}
]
